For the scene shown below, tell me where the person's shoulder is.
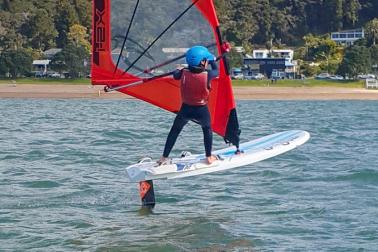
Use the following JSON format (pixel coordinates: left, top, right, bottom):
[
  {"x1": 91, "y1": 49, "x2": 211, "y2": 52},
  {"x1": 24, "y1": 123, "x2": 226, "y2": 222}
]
[{"x1": 173, "y1": 69, "x2": 184, "y2": 80}]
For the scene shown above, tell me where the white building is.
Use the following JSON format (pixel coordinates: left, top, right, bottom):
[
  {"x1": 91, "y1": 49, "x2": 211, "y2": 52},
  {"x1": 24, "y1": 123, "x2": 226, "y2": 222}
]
[
  {"x1": 331, "y1": 28, "x2": 364, "y2": 46},
  {"x1": 252, "y1": 49, "x2": 294, "y2": 61},
  {"x1": 247, "y1": 49, "x2": 298, "y2": 78},
  {"x1": 252, "y1": 49, "x2": 269, "y2": 59},
  {"x1": 32, "y1": 60, "x2": 51, "y2": 75}
]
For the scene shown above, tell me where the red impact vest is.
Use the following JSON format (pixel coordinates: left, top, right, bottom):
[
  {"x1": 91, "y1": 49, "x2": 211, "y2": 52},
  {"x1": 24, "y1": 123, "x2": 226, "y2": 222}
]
[{"x1": 180, "y1": 69, "x2": 209, "y2": 106}]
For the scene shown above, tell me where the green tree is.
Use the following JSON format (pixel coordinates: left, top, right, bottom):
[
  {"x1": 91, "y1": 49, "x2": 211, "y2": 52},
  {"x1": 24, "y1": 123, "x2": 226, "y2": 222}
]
[
  {"x1": 365, "y1": 18, "x2": 378, "y2": 46},
  {"x1": 1, "y1": 0, "x2": 11, "y2": 11},
  {"x1": 218, "y1": 0, "x2": 258, "y2": 49},
  {"x1": 371, "y1": 45, "x2": 378, "y2": 69},
  {"x1": 303, "y1": 34, "x2": 339, "y2": 63},
  {"x1": 50, "y1": 51, "x2": 66, "y2": 74},
  {"x1": 62, "y1": 42, "x2": 89, "y2": 78},
  {"x1": 0, "y1": 48, "x2": 33, "y2": 78},
  {"x1": 54, "y1": 0, "x2": 79, "y2": 48},
  {"x1": 5, "y1": 0, "x2": 33, "y2": 13},
  {"x1": 343, "y1": 0, "x2": 360, "y2": 27},
  {"x1": 2, "y1": 0, "x2": 378, "y2": 69},
  {"x1": 322, "y1": 0, "x2": 344, "y2": 31},
  {"x1": 0, "y1": 52, "x2": 10, "y2": 76},
  {"x1": 338, "y1": 46, "x2": 372, "y2": 78},
  {"x1": 253, "y1": 0, "x2": 273, "y2": 45},
  {"x1": 67, "y1": 24, "x2": 90, "y2": 53},
  {"x1": 301, "y1": 63, "x2": 321, "y2": 77},
  {"x1": 26, "y1": 9, "x2": 58, "y2": 50},
  {"x1": 0, "y1": 11, "x2": 26, "y2": 50},
  {"x1": 359, "y1": 0, "x2": 378, "y2": 25},
  {"x1": 73, "y1": 0, "x2": 91, "y2": 30},
  {"x1": 227, "y1": 48, "x2": 243, "y2": 68}
]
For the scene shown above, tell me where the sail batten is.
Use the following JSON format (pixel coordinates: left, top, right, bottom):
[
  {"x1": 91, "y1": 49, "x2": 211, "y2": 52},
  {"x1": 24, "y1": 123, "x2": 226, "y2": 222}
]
[{"x1": 113, "y1": 0, "x2": 140, "y2": 75}]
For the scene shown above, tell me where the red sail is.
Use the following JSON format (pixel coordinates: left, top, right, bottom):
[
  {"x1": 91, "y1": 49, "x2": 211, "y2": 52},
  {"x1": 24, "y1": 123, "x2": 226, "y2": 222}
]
[{"x1": 92, "y1": 0, "x2": 240, "y2": 146}]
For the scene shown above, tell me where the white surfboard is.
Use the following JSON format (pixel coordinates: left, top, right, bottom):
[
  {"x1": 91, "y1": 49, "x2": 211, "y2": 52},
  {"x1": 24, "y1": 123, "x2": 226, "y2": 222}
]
[{"x1": 126, "y1": 130, "x2": 310, "y2": 182}]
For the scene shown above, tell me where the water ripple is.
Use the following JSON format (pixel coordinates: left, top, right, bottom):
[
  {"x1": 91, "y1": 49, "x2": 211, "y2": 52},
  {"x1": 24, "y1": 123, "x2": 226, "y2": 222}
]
[{"x1": 0, "y1": 99, "x2": 377, "y2": 250}]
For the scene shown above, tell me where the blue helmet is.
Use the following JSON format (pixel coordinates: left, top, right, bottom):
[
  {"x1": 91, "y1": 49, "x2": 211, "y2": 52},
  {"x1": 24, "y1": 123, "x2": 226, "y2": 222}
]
[{"x1": 185, "y1": 46, "x2": 215, "y2": 67}]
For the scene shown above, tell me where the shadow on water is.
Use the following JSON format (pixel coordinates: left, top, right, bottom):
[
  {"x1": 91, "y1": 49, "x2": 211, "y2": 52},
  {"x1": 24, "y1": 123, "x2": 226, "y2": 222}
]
[{"x1": 138, "y1": 206, "x2": 154, "y2": 216}]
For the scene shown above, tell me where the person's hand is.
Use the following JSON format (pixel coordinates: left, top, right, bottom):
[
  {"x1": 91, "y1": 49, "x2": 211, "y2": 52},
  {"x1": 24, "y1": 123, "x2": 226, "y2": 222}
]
[
  {"x1": 207, "y1": 56, "x2": 216, "y2": 62},
  {"x1": 221, "y1": 42, "x2": 231, "y2": 53}
]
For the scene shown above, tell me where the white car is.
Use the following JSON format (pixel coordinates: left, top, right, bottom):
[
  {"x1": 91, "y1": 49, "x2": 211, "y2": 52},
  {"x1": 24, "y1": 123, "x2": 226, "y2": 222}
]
[
  {"x1": 358, "y1": 74, "x2": 376, "y2": 80},
  {"x1": 48, "y1": 72, "x2": 61, "y2": 78},
  {"x1": 245, "y1": 73, "x2": 264, "y2": 80},
  {"x1": 329, "y1": 75, "x2": 344, "y2": 80},
  {"x1": 315, "y1": 73, "x2": 331, "y2": 79},
  {"x1": 231, "y1": 73, "x2": 244, "y2": 80}
]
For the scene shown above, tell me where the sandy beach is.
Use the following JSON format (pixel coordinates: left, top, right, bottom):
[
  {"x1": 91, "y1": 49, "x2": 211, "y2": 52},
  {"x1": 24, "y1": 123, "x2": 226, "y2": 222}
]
[{"x1": 1, "y1": 83, "x2": 378, "y2": 100}]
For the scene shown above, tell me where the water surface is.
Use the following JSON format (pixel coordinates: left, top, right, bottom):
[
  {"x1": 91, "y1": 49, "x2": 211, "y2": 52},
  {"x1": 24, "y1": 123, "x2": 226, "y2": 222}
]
[{"x1": 0, "y1": 99, "x2": 377, "y2": 251}]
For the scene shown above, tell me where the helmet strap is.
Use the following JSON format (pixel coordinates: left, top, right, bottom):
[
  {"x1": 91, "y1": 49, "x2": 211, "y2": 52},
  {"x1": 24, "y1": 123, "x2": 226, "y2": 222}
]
[{"x1": 189, "y1": 65, "x2": 205, "y2": 73}]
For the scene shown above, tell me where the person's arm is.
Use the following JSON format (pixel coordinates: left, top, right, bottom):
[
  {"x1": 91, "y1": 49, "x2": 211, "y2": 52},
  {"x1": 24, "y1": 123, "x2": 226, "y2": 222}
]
[{"x1": 207, "y1": 61, "x2": 219, "y2": 89}]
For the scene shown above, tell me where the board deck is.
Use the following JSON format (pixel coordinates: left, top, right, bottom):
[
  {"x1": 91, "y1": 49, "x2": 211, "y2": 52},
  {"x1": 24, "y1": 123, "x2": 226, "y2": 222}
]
[{"x1": 126, "y1": 130, "x2": 310, "y2": 182}]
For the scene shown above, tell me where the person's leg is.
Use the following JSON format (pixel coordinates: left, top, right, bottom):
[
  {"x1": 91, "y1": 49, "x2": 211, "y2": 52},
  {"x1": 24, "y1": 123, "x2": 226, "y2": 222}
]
[
  {"x1": 194, "y1": 106, "x2": 215, "y2": 163},
  {"x1": 202, "y1": 125, "x2": 212, "y2": 157},
  {"x1": 162, "y1": 114, "x2": 188, "y2": 158}
]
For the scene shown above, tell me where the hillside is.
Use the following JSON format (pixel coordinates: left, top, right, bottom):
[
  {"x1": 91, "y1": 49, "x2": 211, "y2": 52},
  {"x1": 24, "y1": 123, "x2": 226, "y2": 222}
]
[
  {"x1": 1, "y1": 0, "x2": 377, "y2": 52},
  {"x1": 215, "y1": 0, "x2": 378, "y2": 47},
  {"x1": 0, "y1": 0, "x2": 377, "y2": 78}
]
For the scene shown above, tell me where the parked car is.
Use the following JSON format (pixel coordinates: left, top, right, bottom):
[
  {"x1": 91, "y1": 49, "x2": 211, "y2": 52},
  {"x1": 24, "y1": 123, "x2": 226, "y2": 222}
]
[
  {"x1": 231, "y1": 73, "x2": 244, "y2": 80},
  {"x1": 245, "y1": 73, "x2": 264, "y2": 80},
  {"x1": 358, "y1": 74, "x2": 376, "y2": 80},
  {"x1": 231, "y1": 68, "x2": 244, "y2": 80},
  {"x1": 48, "y1": 72, "x2": 61, "y2": 78},
  {"x1": 329, "y1": 75, "x2": 344, "y2": 80},
  {"x1": 35, "y1": 71, "x2": 46, "y2": 78},
  {"x1": 315, "y1": 73, "x2": 331, "y2": 79}
]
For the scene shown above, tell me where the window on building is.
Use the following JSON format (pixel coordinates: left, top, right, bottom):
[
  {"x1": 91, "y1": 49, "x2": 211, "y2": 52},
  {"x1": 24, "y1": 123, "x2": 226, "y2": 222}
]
[{"x1": 332, "y1": 34, "x2": 339, "y2": 39}]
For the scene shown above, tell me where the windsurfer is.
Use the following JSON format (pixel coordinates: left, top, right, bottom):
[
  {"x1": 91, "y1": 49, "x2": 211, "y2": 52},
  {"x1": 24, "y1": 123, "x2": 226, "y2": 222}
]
[{"x1": 159, "y1": 46, "x2": 218, "y2": 165}]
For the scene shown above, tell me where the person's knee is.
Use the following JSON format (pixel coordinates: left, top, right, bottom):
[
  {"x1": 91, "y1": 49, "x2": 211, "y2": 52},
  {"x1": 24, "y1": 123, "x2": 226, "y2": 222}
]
[{"x1": 172, "y1": 121, "x2": 184, "y2": 131}]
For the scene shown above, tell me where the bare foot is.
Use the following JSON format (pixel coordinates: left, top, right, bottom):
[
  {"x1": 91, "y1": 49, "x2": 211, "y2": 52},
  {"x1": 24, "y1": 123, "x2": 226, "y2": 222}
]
[
  {"x1": 157, "y1": 156, "x2": 169, "y2": 166},
  {"x1": 206, "y1": 155, "x2": 218, "y2": 164},
  {"x1": 235, "y1": 149, "x2": 243, "y2": 155}
]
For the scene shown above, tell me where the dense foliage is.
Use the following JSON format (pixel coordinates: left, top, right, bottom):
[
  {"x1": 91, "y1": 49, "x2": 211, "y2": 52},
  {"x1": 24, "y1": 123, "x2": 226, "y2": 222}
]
[
  {"x1": 215, "y1": 0, "x2": 378, "y2": 47},
  {"x1": 0, "y1": 0, "x2": 91, "y2": 77},
  {"x1": 0, "y1": 0, "x2": 377, "y2": 78}
]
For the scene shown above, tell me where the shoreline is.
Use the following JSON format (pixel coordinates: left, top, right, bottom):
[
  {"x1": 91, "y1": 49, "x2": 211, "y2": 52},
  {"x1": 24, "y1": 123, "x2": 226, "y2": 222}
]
[{"x1": 1, "y1": 83, "x2": 378, "y2": 100}]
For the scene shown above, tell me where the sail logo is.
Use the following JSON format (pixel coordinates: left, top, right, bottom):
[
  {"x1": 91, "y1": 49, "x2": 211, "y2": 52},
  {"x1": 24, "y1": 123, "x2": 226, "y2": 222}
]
[{"x1": 95, "y1": 9, "x2": 106, "y2": 52}]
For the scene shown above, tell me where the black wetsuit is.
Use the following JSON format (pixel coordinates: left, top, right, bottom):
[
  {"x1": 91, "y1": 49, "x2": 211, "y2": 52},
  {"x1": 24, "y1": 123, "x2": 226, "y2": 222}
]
[{"x1": 162, "y1": 61, "x2": 218, "y2": 158}]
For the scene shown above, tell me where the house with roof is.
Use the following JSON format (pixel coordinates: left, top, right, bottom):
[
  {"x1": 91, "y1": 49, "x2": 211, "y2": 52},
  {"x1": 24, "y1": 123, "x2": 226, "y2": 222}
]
[
  {"x1": 43, "y1": 48, "x2": 62, "y2": 59},
  {"x1": 32, "y1": 59, "x2": 51, "y2": 77},
  {"x1": 31, "y1": 48, "x2": 63, "y2": 77},
  {"x1": 330, "y1": 28, "x2": 364, "y2": 46},
  {"x1": 243, "y1": 49, "x2": 298, "y2": 79}
]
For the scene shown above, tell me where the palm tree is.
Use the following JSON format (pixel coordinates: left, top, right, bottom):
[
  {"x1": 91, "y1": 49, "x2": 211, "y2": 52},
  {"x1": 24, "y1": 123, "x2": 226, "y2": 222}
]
[{"x1": 365, "y1": 18, "x2": 378, "y2": 46}]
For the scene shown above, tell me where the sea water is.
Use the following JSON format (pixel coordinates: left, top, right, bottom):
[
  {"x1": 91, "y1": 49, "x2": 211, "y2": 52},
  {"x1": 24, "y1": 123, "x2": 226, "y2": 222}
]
[{"x1": 0, "y1": 99, "x2": 377, "y2": 251}]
